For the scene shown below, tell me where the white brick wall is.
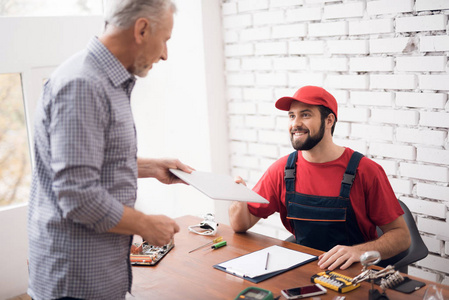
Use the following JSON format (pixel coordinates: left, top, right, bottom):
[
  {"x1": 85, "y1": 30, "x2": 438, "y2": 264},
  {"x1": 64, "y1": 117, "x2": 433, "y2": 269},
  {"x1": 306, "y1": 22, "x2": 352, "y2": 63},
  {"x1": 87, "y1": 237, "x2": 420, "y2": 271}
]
[
  {"x1": 221, "y1": 0, "x2": 449, "y2": 285},
  {"x1": 396, "y1": 15, "x2": 447, "y2": 33},
  {"x1": 396, "y1": 92, "x2": 447, "y2": 109},
  {"x1": 349, "y1": 18, "x2": 393, "y2": 35},
  {"x1": 366, "y1": 0, "x2": 413, "y2": 15},
  {"x1": 370, "y1": 37, "x2": 412, "y2": 53}
]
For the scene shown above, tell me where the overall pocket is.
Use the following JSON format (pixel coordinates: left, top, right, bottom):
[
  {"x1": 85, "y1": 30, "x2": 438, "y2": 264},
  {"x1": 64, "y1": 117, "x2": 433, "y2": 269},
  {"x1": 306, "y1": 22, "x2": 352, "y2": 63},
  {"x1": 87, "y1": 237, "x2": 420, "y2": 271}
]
[{"x1": 287, "y1": 202, "x2": 349, "y2": 251}]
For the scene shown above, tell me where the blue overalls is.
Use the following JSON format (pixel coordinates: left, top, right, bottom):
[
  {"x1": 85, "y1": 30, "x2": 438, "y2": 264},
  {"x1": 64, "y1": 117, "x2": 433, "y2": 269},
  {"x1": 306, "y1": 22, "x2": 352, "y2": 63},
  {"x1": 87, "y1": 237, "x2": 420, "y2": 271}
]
[{"x1": 285, "y1": 151, "x2": 366, "y2": 252}]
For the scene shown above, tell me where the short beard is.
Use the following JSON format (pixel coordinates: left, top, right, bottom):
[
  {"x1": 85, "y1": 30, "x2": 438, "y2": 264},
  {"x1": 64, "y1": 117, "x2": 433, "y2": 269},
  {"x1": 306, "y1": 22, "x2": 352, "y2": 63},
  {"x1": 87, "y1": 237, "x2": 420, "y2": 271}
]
[
  {"x1": 291, "y1": 119, "x2": 325, "y2": 151},
  {"x1": 132, "y1": 53, "x2": 150, "y2": 78}
]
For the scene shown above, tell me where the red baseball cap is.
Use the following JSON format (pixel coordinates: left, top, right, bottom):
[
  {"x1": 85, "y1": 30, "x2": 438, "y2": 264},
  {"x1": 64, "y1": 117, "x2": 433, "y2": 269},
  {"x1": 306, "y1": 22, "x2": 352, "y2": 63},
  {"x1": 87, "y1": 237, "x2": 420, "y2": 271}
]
[{"x1": 275, "y1": 86, "x2": 338, "y2": 119}]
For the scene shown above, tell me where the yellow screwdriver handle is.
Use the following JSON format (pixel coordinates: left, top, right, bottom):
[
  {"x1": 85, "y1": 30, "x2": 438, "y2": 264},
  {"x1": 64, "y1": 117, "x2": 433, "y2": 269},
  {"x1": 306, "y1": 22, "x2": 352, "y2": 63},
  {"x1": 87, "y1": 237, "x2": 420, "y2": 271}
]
[{"x1": 213, "y1": 236, "x2": 223, "y2": 243}]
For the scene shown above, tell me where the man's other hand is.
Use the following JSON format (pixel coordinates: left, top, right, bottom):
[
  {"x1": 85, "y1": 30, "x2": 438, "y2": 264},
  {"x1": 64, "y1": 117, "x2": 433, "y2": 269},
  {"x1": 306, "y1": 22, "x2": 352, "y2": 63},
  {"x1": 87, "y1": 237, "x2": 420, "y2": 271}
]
[
  {"x1": 317, "y1": 245, "x2": 364, "y2": 270},
  {"x1": 139, "y1": 214, "x2": 180, "y2": 246}
]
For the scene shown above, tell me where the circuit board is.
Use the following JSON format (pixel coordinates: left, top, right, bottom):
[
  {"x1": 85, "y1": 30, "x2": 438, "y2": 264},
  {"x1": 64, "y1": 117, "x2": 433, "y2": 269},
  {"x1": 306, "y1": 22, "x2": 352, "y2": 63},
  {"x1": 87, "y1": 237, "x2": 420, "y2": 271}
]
[{"x1": 130, "y1": 240, "x2": 174, "y2": 266}]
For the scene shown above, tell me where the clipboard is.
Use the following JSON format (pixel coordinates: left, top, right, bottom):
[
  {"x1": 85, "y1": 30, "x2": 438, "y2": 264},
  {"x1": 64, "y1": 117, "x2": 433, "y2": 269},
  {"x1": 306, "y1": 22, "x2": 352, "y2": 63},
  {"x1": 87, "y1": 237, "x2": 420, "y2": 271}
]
[
  {"x1": 169, "y1": 169, "x2": 269, "y2": 203},
  {"x1": 213, "y1": 245, "x2": 317, "y2": 283}
]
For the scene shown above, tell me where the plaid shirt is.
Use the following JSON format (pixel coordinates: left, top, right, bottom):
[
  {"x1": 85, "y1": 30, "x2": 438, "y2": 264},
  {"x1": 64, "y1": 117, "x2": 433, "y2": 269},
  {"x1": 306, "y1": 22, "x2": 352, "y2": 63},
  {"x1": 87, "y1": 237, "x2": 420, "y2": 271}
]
[{"x1": 28, "y1": 37, "x2": 137, "y2": 300}]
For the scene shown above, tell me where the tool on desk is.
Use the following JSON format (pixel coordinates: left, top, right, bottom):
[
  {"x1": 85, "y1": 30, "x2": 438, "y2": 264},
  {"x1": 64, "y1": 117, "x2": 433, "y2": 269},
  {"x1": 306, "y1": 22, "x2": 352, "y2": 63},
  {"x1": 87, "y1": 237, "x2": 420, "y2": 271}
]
[
  {"x1": 353, "y1": 251, "x2": 425, "y2": 295},
  {"x1": 353, "y1": 250, "x2": 426, "y2": 297},
  {"x1": 206, "y1": 240, "x2": 227, "y2": 250},
  {"x1": 311, "y1": 270, "x2": 360, "y2": 293},
  {"x1": 352, "y1": 251, "x2": 393, "y2": 300},
  {"x1": 189, "y1": 236, "x2": 223, "y2": 253},
  {"x1": 234, "y1": 287, "x2": 274, "y2": 300}
]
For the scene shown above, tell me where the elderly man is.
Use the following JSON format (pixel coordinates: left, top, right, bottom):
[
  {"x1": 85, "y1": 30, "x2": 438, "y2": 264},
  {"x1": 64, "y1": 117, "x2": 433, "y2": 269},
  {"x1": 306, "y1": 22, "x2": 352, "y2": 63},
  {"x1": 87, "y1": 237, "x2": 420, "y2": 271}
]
[
  {"x1": 229, "y1": 86, "x2": 410, "y2": 271},
  {"x1": 28, "y1": 1, "x2": 191, "y2": 299}
]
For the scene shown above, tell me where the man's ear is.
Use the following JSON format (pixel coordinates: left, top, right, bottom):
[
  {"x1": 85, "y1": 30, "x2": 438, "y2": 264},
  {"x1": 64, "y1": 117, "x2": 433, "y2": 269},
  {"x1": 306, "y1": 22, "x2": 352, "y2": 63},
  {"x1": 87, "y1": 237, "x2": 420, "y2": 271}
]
[
  {"x1": 326, "y1": 113, "x2": 336, "y2": 128},
  {"x1": 134, "y1": 17, "x2": 149, "y2": 44}
]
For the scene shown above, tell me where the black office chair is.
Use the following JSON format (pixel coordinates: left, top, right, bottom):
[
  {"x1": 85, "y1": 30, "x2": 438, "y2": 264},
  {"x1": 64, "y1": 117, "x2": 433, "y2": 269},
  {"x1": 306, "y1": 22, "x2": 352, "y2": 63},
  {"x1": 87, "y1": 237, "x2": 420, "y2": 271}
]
[{"x1": 376, "y1": 199, "x2": 429, "y2": 274}]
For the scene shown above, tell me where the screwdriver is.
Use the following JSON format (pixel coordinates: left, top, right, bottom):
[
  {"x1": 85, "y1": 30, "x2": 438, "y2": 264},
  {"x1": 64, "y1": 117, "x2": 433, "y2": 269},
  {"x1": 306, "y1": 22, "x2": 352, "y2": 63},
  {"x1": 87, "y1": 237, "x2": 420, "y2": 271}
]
[
  {"x1": 210, "y1": 241, "x2": 227, "y2": 250},
  {"x1": 189, "y1": 236, "x2": 223, "y2": 253}
]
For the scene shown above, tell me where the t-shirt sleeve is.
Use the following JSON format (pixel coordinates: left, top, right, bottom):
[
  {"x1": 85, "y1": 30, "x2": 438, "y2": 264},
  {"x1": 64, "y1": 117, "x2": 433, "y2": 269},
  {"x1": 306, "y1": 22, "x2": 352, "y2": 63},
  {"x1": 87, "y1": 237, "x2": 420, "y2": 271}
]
[
  {"x1": 247, "y1": 158, "x2": 286, "y2": 218},
  {"x1": 359, "y1": 158, "x2": 404, "y2": 227}
]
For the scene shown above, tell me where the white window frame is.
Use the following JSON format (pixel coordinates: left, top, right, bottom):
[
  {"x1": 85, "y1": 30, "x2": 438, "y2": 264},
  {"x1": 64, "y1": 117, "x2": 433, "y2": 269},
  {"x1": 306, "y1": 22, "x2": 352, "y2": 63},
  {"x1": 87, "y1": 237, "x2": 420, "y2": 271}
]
[{"x1": 0, "y1": 15, "x2": 103, "y2": 299}]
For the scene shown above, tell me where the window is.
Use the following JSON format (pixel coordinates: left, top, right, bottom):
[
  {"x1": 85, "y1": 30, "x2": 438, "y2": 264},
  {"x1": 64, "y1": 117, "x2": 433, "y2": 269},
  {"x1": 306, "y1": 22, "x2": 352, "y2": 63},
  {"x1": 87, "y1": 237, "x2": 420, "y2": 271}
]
[
  {"x1": 0, "y1": 0, "x2": 102, "y2": 17},
  {"x1": 0, "y1": 74, "x2": 31, "y2": 207},
  {"x1": 0, "y1": 1, "x2": 104, "y2": 208}
]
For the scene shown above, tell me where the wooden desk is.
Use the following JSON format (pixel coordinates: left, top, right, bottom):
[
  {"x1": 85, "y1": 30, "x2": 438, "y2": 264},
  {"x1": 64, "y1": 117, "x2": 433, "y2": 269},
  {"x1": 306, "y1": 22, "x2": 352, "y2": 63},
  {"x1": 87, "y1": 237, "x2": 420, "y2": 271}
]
[{"x1": 131, "y1": 215, "x2": 449, "y2": 299}]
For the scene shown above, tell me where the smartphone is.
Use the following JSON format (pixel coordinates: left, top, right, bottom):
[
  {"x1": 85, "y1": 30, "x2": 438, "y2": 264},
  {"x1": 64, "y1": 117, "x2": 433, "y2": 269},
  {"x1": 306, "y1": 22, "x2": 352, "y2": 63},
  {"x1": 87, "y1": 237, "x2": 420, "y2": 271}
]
[{"x1": 281, "y1": 283, "x2": 327, "y2": 299}]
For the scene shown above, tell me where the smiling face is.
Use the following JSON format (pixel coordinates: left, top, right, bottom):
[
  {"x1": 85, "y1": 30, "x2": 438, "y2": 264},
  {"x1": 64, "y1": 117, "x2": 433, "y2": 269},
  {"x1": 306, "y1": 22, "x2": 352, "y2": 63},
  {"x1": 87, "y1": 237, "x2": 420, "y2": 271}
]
[
  {"x1": 132, "y1": 8, "x2": 174, "y2": 77},
  {"x1": 288, "y1": 101, "x2": 325, "y2": 151}
]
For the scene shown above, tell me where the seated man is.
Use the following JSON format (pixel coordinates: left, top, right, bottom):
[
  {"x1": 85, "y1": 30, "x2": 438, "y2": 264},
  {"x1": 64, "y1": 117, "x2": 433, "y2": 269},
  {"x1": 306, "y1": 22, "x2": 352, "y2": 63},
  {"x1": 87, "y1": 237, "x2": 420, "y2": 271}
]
[{"x1": 229, "y1": 85, "x2": 410, "y2": 270}]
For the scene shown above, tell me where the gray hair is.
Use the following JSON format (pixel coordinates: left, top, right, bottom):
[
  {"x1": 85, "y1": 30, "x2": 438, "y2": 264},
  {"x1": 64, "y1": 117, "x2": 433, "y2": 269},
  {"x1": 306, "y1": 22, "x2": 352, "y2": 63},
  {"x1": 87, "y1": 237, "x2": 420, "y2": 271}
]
[{"x1": 103, "y1": 0, "x2": 176, "y2": 29}]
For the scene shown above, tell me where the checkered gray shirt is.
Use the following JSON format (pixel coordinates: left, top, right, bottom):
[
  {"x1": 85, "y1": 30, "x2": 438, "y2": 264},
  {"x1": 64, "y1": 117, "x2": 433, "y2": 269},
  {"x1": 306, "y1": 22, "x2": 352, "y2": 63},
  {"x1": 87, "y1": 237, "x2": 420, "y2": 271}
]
[{"x1": 28, "y1": 37, "x2": 138, "y2": 300}]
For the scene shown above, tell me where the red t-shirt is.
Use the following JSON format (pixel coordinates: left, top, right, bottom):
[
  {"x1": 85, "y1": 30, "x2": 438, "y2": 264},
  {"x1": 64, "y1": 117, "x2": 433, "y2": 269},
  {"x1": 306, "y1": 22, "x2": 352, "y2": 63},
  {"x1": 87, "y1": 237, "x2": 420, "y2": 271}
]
[{"x1": 248, "y1": 147, "x2": 403, "y2": 242}]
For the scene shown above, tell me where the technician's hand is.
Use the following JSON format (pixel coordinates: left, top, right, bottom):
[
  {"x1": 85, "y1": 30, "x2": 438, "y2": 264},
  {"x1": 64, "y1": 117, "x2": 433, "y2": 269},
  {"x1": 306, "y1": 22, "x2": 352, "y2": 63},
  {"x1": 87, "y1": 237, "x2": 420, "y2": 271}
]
[
  {"x1": 137, "y1": 157, "x2": 194, "y2": 184},
  {"x1": 318, "y1": 245, "x2": 364, "y2": 270},
  {"x1": 234, "y1": 176, "x2": 247, "y2": 186},
  {"x1": 140, "y1": 215, "x2": 180, "y2": 246}
]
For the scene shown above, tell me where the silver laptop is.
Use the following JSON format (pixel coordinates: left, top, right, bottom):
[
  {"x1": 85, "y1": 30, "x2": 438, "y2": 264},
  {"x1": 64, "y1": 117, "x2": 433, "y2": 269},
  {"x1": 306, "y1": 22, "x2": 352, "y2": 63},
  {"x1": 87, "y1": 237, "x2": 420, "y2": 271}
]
[{"x1": 170, "y1": 169, "x2": 269, "y2": 203}]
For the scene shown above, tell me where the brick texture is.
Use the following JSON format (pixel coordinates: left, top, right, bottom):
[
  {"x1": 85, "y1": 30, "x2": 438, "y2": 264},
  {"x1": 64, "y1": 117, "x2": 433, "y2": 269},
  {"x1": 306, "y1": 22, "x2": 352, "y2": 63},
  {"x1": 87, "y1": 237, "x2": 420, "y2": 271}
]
[{"x1": 221, "y1": 0, "x2": 449, "y2": 284}]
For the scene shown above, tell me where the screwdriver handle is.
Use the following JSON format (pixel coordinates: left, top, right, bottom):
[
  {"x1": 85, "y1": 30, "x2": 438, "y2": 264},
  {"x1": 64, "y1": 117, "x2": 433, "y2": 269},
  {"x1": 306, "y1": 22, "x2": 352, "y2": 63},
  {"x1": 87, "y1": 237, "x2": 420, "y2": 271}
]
[
  {"x1": 211, "y1": 241, "x2": 227, "y2": 249},
  {"x1": 213, "y1": 236, "x2": 223, "y2": 243}
]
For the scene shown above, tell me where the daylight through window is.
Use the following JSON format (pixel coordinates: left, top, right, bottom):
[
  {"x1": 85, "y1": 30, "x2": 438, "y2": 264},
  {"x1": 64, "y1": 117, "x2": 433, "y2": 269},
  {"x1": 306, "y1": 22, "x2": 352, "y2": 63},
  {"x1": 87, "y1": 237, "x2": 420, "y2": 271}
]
[{"x1": 0, "y1": 73, "x2": 32, "y2": 207}]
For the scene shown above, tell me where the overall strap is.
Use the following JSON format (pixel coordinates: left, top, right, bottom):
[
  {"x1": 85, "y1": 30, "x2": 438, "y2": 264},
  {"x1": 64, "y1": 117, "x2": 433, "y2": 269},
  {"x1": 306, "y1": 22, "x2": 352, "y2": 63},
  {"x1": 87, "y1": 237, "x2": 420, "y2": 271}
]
[
  {"x1": 340, "y1": 151, "x2": 364, "y2": 198},
  {"x1": 284, "y1": 151, "x2": 298, "y2": 192}
]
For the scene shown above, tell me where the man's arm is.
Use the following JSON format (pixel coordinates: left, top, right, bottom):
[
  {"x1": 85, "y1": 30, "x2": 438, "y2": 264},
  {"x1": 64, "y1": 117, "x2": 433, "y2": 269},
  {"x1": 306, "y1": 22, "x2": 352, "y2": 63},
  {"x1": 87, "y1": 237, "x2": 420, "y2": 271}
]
[
  {"x1": 108, "y1": 206, "x2": 180, "y2": 246},
  {"x1": 229, "y1": 201, "x2": 261, "y2": 232},
  {"x1": 317, "y1": 215, "x2": 411, "y2": 270},
  {"x1": 229, "y1": 176, "x2": 261, "y2": 232},
  {"x1": 113, "y1": 158, "x2": 191, "y2": 244},
  {"x1": 137, "y1": 157, "x2": 194, "y2": 183}
]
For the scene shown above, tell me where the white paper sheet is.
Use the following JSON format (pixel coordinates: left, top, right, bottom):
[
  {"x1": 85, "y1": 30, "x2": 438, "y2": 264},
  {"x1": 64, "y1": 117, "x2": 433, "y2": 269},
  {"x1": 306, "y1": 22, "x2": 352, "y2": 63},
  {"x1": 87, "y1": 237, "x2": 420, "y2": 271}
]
[{"x1": 217, "y1": 245, "x2": 317, "y2": 278}]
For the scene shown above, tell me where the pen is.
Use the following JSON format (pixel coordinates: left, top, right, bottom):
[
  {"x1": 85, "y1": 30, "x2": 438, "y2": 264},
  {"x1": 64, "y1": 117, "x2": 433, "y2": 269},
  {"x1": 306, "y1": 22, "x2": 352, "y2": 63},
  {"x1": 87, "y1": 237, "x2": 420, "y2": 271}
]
[{"x1": 265, "y1": 252, "x2": 270, "y2": 270}]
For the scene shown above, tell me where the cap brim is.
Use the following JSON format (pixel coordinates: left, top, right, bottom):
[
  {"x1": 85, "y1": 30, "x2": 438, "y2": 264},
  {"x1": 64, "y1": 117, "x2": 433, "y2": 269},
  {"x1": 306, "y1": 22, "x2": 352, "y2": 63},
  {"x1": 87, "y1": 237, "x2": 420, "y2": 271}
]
[
  {"x1": 275, "y1": 97, "x2": 319, "y2": 111},
  {"x1": 275, "y1": 97, "x2": 296, "y2": 111}
]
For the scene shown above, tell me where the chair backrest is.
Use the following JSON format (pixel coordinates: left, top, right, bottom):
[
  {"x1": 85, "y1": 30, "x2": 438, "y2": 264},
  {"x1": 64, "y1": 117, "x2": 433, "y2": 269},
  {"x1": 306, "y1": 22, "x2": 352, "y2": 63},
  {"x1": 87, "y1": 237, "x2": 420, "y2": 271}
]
[{"x1": 376, "y1": 200, "x2": 428, "y2": 274}]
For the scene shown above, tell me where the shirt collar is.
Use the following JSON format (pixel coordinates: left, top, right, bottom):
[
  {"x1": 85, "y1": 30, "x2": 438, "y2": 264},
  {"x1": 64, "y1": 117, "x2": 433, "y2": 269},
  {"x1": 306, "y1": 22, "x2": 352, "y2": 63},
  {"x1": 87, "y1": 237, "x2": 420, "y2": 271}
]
[{"x1": 87, "y1": 37, "x2": 136, "y2": 88}]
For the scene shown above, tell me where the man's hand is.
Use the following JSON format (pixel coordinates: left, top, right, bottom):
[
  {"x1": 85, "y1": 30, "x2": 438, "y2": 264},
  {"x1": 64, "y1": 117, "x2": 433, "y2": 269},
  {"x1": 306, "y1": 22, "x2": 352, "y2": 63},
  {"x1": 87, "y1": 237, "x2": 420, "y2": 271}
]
[
  {"x1": 109, "y1": 206, "x2": 180, "y2": 246},
  {"x1": 317, "y1": 216, "x2": 410, "y2": 270},
  {"x1": 234, "y1": 176, "x2": 247, "y2": 186},
  {"x1": 137, "y1": 157, "x2": 194, "y2": 184},
  {"x1": 228, "y1": 176, "x2": 261, "y2": 233},
  {"x1": 139, "y1": 214, "x2": 180, "y2": 246},
  {"x1": 318, "y1": 245, "x2": 365, "y2": 270}
]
